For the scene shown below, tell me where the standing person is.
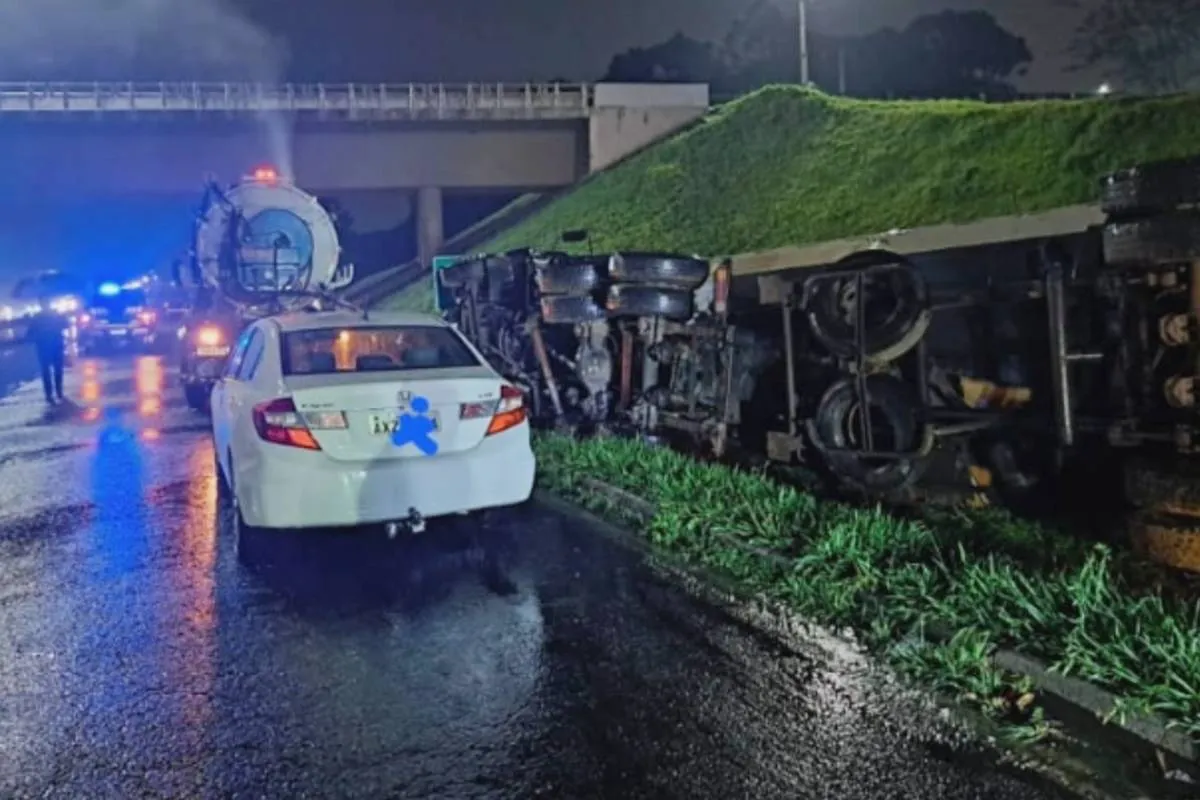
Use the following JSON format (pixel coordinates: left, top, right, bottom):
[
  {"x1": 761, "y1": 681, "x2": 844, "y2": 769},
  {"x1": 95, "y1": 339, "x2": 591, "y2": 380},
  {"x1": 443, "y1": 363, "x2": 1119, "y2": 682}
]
[{"x1": 25, "y1": 294, "x2": 67, "y2": 404}]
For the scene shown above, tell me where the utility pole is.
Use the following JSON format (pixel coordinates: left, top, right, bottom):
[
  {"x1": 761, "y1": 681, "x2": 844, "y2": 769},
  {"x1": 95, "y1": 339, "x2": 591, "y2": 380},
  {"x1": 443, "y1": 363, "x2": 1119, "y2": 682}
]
[
  {"x1": 798, "y1": 0, "x2": 810, "y2": 85},
  {"x1": 837, "y1": 44, "x2": 846, "y2": 93}
]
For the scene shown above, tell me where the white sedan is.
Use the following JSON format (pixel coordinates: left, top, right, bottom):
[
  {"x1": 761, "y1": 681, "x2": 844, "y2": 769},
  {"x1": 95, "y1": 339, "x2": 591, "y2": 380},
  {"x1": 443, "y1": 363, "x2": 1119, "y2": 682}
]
[{"x1": 209, "y1": 309, "x2": 536, "y2": 534}]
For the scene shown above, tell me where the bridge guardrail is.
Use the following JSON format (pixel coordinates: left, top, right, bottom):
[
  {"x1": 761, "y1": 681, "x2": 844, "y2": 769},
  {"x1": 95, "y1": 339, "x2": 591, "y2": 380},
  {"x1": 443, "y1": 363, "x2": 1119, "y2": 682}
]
[{"x1": 0, "y1": 82, "x2": 593, "y2": 119}]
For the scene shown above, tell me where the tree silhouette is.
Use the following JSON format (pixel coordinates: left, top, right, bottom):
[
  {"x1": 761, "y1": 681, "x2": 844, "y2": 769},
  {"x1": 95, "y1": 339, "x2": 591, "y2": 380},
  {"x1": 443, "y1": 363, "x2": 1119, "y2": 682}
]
[
  {"x1": 602, "y1": 32, "x2": 730, "y2": 89},
  {"x1": 602, "y1": 9, "x2": 1031, "y2": 101},
  {"x1": 1060, "y1": 0, "x2": 1200, "y2": 92},
  {"x1": 884, "y1": 10, "x2": 1031, "y2": 98}
]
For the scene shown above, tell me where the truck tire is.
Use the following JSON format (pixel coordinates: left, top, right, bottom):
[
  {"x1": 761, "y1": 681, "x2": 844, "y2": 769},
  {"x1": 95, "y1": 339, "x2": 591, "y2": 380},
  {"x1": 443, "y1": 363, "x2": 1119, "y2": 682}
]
[
  {"x1": 605, "y1": 285, "x2": 693, "y2": 320},
  {"x1": 438, "y1": 258, "x2": 486, "y2": 289},
  {"x1": 534, "y1": 254, "x2": 605, "y2": 295},
  {"x1": 1124, "y1": 455, "x2": 1200, "y2": 516},
  {"x1": 806, "y1": 373, "x2": 929, "y2": 496},
  {"x1": 806, "y1": 250, "x2": 931, "y2": 364},
  {"x1": 1102, "y1": 212, "x2": 1200, "y2": 268},
  {"x1": 1101, "y1": 157, "x2": 1200, "y2": 218},
  {"x1": 607, "y1": 253, "x2": 709, "y2": 290},
  {"x1": 540, "y1": 294, "x2": 606, "y2": 325},
  {"x1": 1129, "y1": 510, "x2": 1200, "y2": 574}
]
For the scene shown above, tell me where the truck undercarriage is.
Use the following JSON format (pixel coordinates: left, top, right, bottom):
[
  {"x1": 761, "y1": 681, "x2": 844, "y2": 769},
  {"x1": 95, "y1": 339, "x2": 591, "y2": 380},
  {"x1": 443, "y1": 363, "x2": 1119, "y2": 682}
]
[{"x1": 439, "y1": 156, "x2": 1200, "y2": 571}]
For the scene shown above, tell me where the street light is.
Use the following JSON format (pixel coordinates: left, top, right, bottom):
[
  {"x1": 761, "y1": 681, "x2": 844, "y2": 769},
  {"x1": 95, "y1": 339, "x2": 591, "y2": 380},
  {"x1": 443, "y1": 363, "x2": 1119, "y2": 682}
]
[{"x1": 799, "y1": 0, "x2": 810, "y2": 85}]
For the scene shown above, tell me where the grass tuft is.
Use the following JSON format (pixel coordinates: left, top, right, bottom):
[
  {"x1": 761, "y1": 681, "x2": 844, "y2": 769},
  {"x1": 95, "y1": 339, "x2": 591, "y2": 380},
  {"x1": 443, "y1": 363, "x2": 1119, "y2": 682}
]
[{"x1": 533, "y1": 431, "x2": 1200, "y2": 741}]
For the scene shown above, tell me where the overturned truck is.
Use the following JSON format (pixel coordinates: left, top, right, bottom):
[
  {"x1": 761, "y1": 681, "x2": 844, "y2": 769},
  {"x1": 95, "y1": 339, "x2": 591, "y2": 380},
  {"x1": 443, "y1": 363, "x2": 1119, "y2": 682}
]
[{"x1": 436, "y1": 157, "x2": 1200, "y2": 570}]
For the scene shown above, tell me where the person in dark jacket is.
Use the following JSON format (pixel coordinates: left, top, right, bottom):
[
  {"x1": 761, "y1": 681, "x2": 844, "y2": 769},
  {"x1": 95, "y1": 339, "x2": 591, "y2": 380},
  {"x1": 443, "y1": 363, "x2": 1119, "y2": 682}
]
[{"x1": 26, "y1": 295, "x2": 68, "y2": 403}]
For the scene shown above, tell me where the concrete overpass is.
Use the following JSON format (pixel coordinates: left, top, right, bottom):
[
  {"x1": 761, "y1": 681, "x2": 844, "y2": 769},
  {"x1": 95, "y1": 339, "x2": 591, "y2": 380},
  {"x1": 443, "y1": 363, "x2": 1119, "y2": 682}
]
[{"x1": 0, "y1": 81, "x2": 710, "y2": 266}]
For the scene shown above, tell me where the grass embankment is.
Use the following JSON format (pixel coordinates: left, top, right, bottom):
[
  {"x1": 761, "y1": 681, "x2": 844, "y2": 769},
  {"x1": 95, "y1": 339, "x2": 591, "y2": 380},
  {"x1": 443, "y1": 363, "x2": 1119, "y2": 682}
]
[
  {"x1": 483, "y1": 86, "x2": 1200, "y2": 256},
  {"x1": 533, "y1": 432, "x2": 1200, "y2": 743}
]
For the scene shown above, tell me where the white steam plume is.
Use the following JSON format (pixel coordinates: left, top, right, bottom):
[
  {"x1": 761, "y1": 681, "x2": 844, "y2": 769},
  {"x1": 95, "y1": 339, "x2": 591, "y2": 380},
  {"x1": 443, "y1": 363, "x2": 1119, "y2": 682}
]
[
  {"x1": 0, "y1": 0, "x2": 294, "y2": 177},
  {"x1": 0, "y1": 0, "x2": 288, "y2": 82}
]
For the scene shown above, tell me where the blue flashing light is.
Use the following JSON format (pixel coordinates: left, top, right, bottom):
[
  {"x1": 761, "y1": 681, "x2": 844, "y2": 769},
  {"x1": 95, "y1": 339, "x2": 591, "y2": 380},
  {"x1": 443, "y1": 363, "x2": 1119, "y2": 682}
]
[{"x1": 98, "y1": 282, "x2": 121, "y2": 296}]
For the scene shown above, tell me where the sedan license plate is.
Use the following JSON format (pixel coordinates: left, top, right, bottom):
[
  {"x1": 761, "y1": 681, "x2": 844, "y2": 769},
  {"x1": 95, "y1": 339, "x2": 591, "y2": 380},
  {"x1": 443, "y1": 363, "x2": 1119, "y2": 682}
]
[
  {"x1": 109, "y1": 327, "x2": 128, "y2": 336},
  {"x1": 369, "y1": 412, "x2": 440, "y2": 436},
  {"x1": 196, "y1": 345, "x2": 230, "y2": 358}
]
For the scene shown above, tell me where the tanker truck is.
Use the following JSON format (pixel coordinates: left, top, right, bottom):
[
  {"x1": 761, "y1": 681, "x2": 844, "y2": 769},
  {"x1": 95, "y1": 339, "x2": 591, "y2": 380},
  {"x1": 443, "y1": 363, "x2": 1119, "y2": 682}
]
[{"x1": 173, "y1": 166, "x2": 355, "y2": 411}]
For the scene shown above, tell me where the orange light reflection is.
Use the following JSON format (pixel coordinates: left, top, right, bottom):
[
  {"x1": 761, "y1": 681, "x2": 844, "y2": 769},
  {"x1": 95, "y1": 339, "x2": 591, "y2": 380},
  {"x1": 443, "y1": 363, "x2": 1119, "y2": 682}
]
[
  {"x1": 138, "y1": 397, "x2": 161, "y2": 417},
  {"x1": 80, "y1": 380, "x2": 100, "y2": 404}
]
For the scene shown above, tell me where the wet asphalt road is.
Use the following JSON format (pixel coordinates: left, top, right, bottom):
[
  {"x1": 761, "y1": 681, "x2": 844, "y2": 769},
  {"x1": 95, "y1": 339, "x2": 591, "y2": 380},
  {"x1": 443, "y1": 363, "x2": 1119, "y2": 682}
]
[{"x1": 0, "y1": 352, "x2": 1076, "y2": 799}]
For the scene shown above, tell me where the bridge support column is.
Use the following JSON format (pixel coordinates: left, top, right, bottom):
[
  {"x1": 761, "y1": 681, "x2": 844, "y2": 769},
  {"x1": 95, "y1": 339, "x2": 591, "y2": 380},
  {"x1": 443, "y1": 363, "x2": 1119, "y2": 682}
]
[{"x1": 416, "y1": 186, "x2": 444, "y2": 269}]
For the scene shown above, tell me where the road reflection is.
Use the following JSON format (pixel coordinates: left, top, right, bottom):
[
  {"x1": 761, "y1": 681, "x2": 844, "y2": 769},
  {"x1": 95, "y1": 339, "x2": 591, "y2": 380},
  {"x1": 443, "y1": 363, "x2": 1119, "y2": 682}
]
[
  {"x1": 152, "y1": 439, "x2": 217, "y2": 744},
  {"x1": 74, "y1": 355, "x2": 166, "y2": 428}
]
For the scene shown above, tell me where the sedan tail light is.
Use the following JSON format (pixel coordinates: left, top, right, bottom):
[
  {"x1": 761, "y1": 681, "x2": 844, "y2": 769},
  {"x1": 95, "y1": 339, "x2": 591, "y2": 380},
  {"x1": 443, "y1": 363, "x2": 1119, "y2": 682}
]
[
  {"x1": 252, "y1": 397, "x2": 348, "y2": 450},
  {"x1": 485, "y1": 384, "x2": 526, "y2": 436}
]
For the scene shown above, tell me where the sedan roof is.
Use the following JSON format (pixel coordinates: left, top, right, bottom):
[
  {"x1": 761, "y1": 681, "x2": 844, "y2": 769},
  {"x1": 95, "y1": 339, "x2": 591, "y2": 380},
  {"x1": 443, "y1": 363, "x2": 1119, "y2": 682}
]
[{"x1": 270, "y1": 309, "x2": 448, "y2": 333}]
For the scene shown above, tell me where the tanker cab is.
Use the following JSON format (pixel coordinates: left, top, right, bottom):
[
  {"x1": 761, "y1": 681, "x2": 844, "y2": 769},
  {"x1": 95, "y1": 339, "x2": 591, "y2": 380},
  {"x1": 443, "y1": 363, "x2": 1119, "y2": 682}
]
[{"x1": 189, "y1": 323, "x2": 233, "y2": 359}]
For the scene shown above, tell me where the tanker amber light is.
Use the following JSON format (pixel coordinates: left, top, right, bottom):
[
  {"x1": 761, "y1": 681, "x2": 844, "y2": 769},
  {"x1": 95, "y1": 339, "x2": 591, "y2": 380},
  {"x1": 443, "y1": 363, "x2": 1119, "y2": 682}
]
[{"x1": 196, "y1": 327, "x2": 222, "y2": 347}]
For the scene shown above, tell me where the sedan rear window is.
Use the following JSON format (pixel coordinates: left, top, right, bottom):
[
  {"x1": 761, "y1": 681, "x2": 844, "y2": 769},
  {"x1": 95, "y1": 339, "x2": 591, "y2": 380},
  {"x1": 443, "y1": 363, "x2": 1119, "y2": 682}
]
[{"x1": 281, "y1": 325, "x2": 481, "y2": 376}]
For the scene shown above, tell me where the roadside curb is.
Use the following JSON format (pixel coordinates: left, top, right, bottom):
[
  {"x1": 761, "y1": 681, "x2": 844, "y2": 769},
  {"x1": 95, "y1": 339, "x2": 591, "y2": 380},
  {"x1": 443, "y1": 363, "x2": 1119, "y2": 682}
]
[{"x1": 536, "y1": 479, "x2": 1199, "y2": 776}]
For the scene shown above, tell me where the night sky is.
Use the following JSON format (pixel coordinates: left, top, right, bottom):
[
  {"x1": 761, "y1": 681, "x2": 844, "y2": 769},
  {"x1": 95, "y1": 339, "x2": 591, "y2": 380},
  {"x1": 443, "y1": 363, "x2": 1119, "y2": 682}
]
[
  {"x1": 264, "y1": 0, "x2": 1105, "y2": 92},
  {"x1": 1, "y1": 0, "x2": 1104, "y2": 91}
]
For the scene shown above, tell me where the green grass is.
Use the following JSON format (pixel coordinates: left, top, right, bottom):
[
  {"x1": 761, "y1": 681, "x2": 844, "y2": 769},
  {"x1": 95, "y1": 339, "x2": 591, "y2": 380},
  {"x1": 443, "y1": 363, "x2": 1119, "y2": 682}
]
[
  {"x1": 484, "y1": 86, "x2": 1200, "y2": 256},
  {"x1": 533, "y1": 432, "x2": 1200, "y2": 742}
]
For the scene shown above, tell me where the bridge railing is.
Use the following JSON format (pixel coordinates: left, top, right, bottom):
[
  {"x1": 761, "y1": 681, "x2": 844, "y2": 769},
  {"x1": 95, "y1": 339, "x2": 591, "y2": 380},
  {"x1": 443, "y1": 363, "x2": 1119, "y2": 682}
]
[{"x1": 0, "y1": 82, "x2": 593, "y2": 119}]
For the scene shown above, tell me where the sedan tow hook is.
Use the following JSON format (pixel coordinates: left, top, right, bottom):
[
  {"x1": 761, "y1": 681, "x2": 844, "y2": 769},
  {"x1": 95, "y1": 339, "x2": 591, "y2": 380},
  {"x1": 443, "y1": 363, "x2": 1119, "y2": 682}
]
[{"x1": 386, "y1": 507, "x2": 425, "y2": 539}]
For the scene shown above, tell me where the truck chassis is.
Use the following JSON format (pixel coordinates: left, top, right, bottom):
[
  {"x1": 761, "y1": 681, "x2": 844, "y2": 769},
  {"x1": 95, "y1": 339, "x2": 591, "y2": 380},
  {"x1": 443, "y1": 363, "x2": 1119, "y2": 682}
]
[{"x1": 439, "y1": 157, "x2": 1200, "y2": 571}]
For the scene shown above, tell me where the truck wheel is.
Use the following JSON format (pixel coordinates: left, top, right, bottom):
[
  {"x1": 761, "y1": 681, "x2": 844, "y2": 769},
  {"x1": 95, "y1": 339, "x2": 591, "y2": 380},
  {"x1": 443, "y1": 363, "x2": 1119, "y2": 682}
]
[
  {"x1": 806, "y1": 250, "x2": 931, "y2": 365},
  {"x1": 540, "y1": 294, "x2": 606, "y2": 325},
  {"x1": 1102, "y1": 212, "x2": 1200, "y2": 268},
  {"x1": 1129, "y1": 510, "x2": 1200, "y2": 574},
  {"x1": 806, "y1": 373, "x2": 929, "y2": 496},
  {"x1": 1101, "y1": 157, "x2": 1200, "y2": 218},
  {"x1": 607, "y1": 253, "x2": 710, "y2": 290},
  {"x1": 534, "y1": 254, "x2": 605, "y2": 295},
  {"x1": 605, "y1": 285, "x2": 693, "y2": 320},
  {"x1": 1124, "y1": 455, "x2": 1200, "y2": 516}
]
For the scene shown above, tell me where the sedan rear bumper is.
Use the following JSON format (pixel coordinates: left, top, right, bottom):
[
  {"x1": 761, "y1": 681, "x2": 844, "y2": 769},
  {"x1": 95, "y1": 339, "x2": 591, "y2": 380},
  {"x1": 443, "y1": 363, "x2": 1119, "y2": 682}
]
[{"x1": 238, "y1": 423, "x2": 537, "y2": 529}]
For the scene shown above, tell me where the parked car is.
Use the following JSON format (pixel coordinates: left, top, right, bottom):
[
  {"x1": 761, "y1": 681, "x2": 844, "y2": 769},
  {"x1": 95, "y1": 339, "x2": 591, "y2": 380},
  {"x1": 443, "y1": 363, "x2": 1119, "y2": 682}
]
[{"x1": 209, "y1": 309, "x2": 536, "y2": 542}]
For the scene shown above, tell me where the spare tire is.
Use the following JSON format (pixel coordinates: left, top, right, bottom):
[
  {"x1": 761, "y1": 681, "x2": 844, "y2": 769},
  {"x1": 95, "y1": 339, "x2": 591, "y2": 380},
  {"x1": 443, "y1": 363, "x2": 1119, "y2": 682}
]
[
  {"x1": 805, "y1": 249, "x2": 931, "y2": 365},
  {"x1": 1102, "y1": 212, "x2": 1200, "y2": 268},
  {"x1": 1101, "y1": 157, "x2": 1200, "y2": 218},
  {"x1": 607, "y1": 253, "x2": 710, "y2": 290},
  {"x1": 534, "y1": 254, "x2": 605, "y2": 295},
  {"x1": 606, "y1": 285, "x2": 693, "y2": 320},
  {"x1": 806, "y1": 373, "x2": 929, "y2": 495},
  {"x1": 541, "y1": 294, "x2": 606, "y2": 325},
  {"x1": 438, "y1": 257, "x2": 486, "y2": 289}
]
